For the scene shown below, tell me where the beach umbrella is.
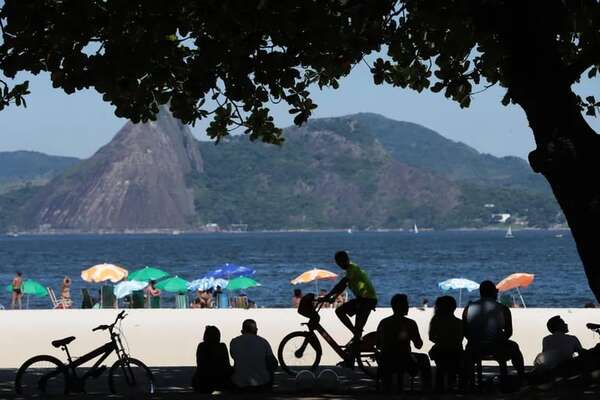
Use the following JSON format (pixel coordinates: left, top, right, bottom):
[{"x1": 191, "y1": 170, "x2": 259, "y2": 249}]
[
  {"x1": 188, "y1": 277, "x2": 229, "y2": 291},
  {"x1": 227, "y1": 276, "x2": 261, "y2": 291},
  {"x1": 81, "y1": 263, "x2": 128, "y2": 283},
  {"x1": 438, "y1": 278, "x2": 479, "y2": 307},
  {"x1": 113, "y1": 280, "x2": 148, "y2": 299},
  {"x1": 155, "y1": 276, "x2": 190, "y2": 293},
  {"x1": 496, "y1": 273, "x2": 535, "y2": 308},
  {"x1": 128, "y1": 266, "x2": 169, "y2": 282},
  {"x1": 290, "y1": 268, "x2": 338, "y2": 293},
  {"x1": 204, "y1": 263, "x2": 255, "y2": 279}
]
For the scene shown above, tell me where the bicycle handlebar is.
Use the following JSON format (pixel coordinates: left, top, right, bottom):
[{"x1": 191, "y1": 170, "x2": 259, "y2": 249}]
[
  {"x1": 92, "y1": 311, "x2": 127, "y2": 332},
  {"x1": 586, "y1": 322, "x2": 600, "y2": 331}
]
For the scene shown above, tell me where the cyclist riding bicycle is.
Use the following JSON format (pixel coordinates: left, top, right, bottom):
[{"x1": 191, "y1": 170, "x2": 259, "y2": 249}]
[{"x1": 320, "y1": 251, "x2": 377, "y2": 360}]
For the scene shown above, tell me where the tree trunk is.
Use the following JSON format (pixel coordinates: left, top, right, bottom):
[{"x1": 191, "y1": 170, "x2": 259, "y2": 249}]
[{"x1": 501, "y1": 1, "x2": 600, "y2": 302}]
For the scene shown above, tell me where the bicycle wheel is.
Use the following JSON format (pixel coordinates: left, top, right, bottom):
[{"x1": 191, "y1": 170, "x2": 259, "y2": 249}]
[
  {"x1": 278, "y1": 331, "x2": 322, "y2": 376},
  {"x1": 15, "y1": 355, "x2": 67, "y2": 397},
  {"x1": 108, "y1": 357, "x2": 155, "y2": 395},
  {"x1": 356, "y1": 331, "x2": 379, "y2": 378}
]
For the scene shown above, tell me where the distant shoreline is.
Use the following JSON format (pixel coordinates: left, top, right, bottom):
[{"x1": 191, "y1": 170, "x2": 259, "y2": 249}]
[{"x1": 3, "y1": 226, "x2": 571, "y2": 236}]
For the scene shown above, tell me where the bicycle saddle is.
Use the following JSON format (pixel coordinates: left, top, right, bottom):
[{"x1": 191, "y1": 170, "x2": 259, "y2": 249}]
[
  {"x1": 52, "y1": 336, "x2": 76, "y2": 348},
  {"x1": 587, "y1": 323, "x2": 600, "y2": 330}
]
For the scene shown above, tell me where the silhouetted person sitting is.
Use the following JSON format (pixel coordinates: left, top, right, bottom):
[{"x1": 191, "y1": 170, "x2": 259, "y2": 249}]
[
  {"x1": 463, "y1": 280, "x2": 525, "y2": 387},
  {"x1": 230, "y1": 319, "x2": 278, "y2": 392},
  {"x1": 429, "y1": 295, "x2": 464, "y2": 392},
  {"x1": 530, "y1": 316, "x2": 585, "y2": 383},
  {"x1": 377, "y1": 294, "x2": 429, "y2": 393},
  {"x1": 193, "y1": 325, "x2": 232, "y2": 393}
]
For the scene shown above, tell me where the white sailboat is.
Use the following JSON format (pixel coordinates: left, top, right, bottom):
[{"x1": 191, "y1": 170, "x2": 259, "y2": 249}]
[
  {"x1": 505, "y1": 225, "x2": 514, "y2": 238},
  {"x1": 413, "y1": 224, "x2": 419, "y2": 234}
]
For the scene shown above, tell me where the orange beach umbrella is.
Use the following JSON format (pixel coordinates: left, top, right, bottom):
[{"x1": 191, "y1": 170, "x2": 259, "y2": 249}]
[
  {"x1": 81, "y1": 263, "x2": 128, "y2": 283},
  {"x1": 496, "y1": 273, "x2": 535, "y2": 308},
  {"x1": 291, "y1": 268, "x2": 338, "y2": 293}
]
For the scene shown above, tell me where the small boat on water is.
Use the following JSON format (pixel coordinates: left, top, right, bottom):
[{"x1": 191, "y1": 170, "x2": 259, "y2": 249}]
[
  {"x1": 347, "y1": 228, "x2": 353, "y2": 234},
  {"x1": 413, "y1": 224, "x2": 419, "y2": 234},
  {"x1": 6, "y1": 232, "x2": 19, "y2": 238},
  {"x1": 505, "y1": 226, "x2": 514, "y2": 238}
]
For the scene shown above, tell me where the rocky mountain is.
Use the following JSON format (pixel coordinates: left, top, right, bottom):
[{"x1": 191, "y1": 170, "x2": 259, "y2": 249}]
[
  {"x1": 22, "y1": 108, "x2": 203, "y2": 230},
  {"x1": 0, "y1": 151, "x2": 79, "y2": 193},
  {"x1": 1, "y1": 111, "x2": 562, "y2": 232}
]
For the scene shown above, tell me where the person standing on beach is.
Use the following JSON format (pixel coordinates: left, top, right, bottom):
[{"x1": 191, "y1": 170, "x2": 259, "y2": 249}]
[
  {"x1": 320, "y1": 251, "x2": 377, "y2": 358},
  {"x1": 11, "y1": 271, "x2": 23, "y2": 309},
  {"x1": 144, "y1": 280, "x2": 161, "y2": 307}
]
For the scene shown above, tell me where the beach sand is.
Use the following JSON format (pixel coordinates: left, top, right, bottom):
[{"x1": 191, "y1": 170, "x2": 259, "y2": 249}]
[{"x1": 2, "y1": 307, "x2": 600, "y2": 369}]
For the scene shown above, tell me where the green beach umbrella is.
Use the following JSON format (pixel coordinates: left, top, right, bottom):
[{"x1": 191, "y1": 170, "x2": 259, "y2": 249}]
[
  {"x1": 128, "y1": 266, "x2": 169, "y2": 282},
  {"x1": 155, "y1": 276, "x2": 189, "y2": 293},
  {"x1": 5, "y1": 279, "x2": 48, "y2": 297},
  {"x1": 227, "y1": 276, "x2": 261, "y2": 291}
]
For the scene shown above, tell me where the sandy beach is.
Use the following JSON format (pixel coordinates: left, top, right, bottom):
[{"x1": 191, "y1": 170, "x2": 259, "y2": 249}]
[{"x1": 2, "y1": 307, "x2": 600, "y2": 369}]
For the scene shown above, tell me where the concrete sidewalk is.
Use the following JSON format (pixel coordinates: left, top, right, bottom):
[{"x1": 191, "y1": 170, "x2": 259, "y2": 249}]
[{"x1": 3, "y1": 366, "x2": 600, "y2": 400}]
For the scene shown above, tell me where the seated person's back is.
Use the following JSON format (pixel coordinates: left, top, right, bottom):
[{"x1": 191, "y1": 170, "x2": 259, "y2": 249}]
[
  {"x1": 377, "y1": 294, "x2": 423, "y2": 357},
  {"x1": 194, "y1": 326, "x2": 232, "y2": 392},
  {"x1": 539, "y1": 315, "x2": 583, "y2": 368},
  {"x1": 429, "y1": 296, "x2": 463, "y2": 353},
  {"x1": 230, "y1": 319, "x2": 278, "y2": 389},
  {"x1": 463, "y1": 283, "x2": 510, "y2": 346}
]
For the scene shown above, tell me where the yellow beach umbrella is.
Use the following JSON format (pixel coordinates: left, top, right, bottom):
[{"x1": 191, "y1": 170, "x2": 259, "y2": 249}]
[
  {"x1": 81, "y1": 263, "x2": 128, "y2": 283},
  {"x1": 291, "y1": 268, "x2": 338, "y2": 293}
]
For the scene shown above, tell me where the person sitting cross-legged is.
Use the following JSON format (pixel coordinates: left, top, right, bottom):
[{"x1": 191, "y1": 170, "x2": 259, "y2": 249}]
[
  {"x1": 429, "y1": 295, "x2": 464, "y2": 392},
  {"x1": 230, "y1": 319, "x2": 278, "y2": 392},
  {"x1": 377, "y1": 294, "x2": 431, "y2": 393},
  {"x1": 462, "y1": 280, "x2": 525, "y2": 388}
]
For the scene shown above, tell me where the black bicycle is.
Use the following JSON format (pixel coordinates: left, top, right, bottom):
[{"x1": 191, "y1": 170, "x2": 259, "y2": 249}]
[
  {"x1": 15, "y1": 311, "x2": 155, "y2": 396},
  {"x1": 278, "y1": 293, "x2": 379, "y2": 378}
]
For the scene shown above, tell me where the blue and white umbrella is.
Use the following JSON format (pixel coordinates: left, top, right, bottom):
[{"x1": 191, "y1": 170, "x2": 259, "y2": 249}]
[
  {"x1": 438, "y1": 278, "x2": 479, "y2": 306},
  {"x1": 188, "y1": 277, "x2": 229, "y2": 291},
  {"x1": 114, "y1": 280, "x2": 148, "y2": 299},
  {"x1": 204, "y1": 263, "x2": 255, "y2": 280}
]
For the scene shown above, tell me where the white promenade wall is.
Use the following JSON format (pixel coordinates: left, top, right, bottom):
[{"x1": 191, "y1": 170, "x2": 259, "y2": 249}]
[{"x1": 1, "y1": 308, "x2": 600, "y2": 368}]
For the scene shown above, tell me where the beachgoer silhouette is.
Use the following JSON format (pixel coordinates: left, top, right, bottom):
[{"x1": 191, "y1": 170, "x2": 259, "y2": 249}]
[
  {"x1": 11, "y1": 271, "x2": 23, "y2": 309},
  {"x1": 144, "y1": 280, "x2": 161, "y2": 308},
  {"x1": 377, "y1": 294, "x2": 429, "y2": 393},
  {"x1": 429, "y1": 295, "x2": 464, "y2": 392},
  {"x1": 292, "y1": 288, "x2": 302, "y2": 308},
  {"x1": 321, "y1": 251, "x2": 377, "y2": 358},
  {"x1": 230, "y1": 319, "x2": 278, "y2": 392},
  {"x1": 193, "y1": 325, "x2": 233, "y2": 393},
  {"x1": 463, "y1": 280, "x2": 525, "y2": 385}
]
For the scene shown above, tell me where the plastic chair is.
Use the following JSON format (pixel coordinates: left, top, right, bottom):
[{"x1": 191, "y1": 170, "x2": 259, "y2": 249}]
[
  {"x1": 175, "y1": 294, "x2": 188, "y2": 309},
  {"x1": 131, "y1": 290, "x2": 145, "y2": 308},
  {"x1": 81, "y1": 288, "x2": 95, "y2": 309},
  {"x1": 101, "y1": 285, "x2": 116, "y2": 309},
  {"x1": 47, "y1": 288, "x2": 69, "y2": 309},
  {"x1": 150, "y1": 296, "x2": 161, "y2": 309}
]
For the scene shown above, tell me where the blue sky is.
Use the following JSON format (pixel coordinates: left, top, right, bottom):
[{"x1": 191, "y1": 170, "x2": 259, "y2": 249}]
[{"x1": 1, "y1": 62, "x2": 598, "y2": 159}]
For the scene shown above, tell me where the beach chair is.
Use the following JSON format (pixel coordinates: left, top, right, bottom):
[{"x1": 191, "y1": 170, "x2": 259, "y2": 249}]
[
  {"x1": 175, "y1": 294, "x2": 188, "y2": 309},
  {"x1": 81, "y1": 288, "x2": 95, "y2": 309},
  {"x1": 47, "y1": 288, "x2": 68, "y2": 309},
  {"x1": 150, "y1": 296, "x2": 161, "y2": 309},
  {"x1": 101, "y1": 285, "x2": 116, "y2": 309},
  {"x1": 231, "y1": 296, "x2": 249, "y2": 309},
  {"x1": 131, "y1": 290, "x2": 145, "y2": 308}
]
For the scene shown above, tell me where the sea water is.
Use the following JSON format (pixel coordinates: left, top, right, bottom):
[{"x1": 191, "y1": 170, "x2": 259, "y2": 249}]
[{"x1": 0, "y1": 230, "x2": 590, "y2": 309}]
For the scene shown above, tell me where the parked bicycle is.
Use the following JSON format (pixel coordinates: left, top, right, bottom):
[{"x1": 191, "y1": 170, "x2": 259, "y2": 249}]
[
  {"x1": 278, "y1": 293, "x2": 379, "y2": 377},
  {"x1": 15, "y1": 310, "x2": 155, "y2": 396}
]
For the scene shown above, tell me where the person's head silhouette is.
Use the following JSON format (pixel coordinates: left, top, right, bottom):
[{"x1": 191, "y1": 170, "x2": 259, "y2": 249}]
[
  {"x1": 434, "y1": 295, "x2": 457, "y2": 316},
  {"x1": 547, "y1": 315, "x2": 569, "y2": 334},
  {"x1": 334, "y1": 251, "x2": 351, "y2": 270},
  {"x1": 479, "y1": 280, "x2": 498, "y2": 300},
  {"x1": 241, "y1": 319, "x2": 258, "y2": 335},
  {"x1": 294, "y1": 288, "x2": 302, "y2": 298},
  {"x1": 203, "y1": 325, "x2": 221, "y2": 343},
  {"x1": 391, "y1": 294, "x2": 409, "y2": 316}
]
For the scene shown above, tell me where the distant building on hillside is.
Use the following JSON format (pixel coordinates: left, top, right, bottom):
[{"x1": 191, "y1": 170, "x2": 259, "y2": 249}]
[{"x1": 491, "y1": 213, "x2": 511, "y2": 224}]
